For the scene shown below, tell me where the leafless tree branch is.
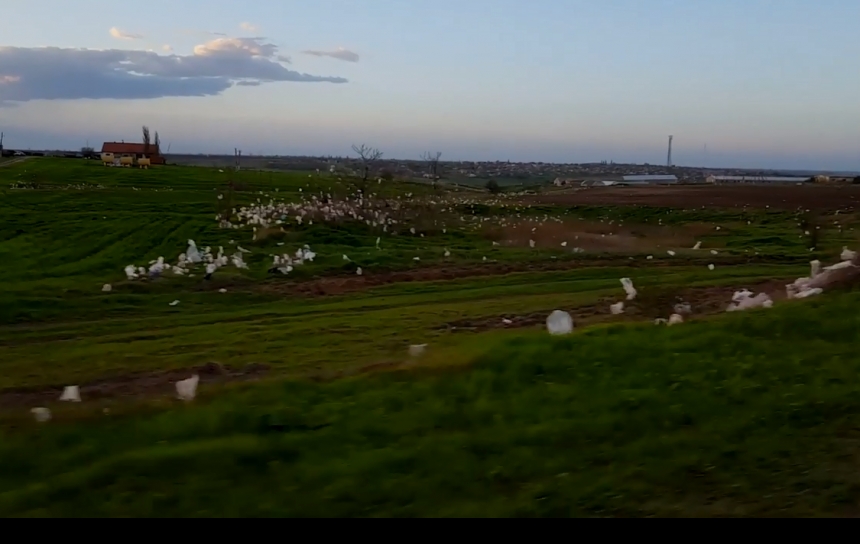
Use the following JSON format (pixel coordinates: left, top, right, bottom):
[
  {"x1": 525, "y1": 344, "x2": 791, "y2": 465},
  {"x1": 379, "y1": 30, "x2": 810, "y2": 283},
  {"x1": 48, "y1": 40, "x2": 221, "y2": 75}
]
[{"x1": 351, "y1": 144, "x2": 383, "y2": 190}]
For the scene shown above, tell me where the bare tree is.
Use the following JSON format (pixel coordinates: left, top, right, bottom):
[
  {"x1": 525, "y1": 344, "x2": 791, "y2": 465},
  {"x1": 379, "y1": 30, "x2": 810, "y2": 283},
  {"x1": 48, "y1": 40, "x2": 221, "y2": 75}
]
[
  {"x1": 142, "y1": 126, "x2": 151, "y2": 155},
  {"x1": 421, "y1": 151, "x2": 443, "y2": 189},
  {"x1": 154, "y1": 131, "x2": 161, "y2": 153},
  {"x1": 351, "y1": 144, "x2": 383, "y2": 191}
]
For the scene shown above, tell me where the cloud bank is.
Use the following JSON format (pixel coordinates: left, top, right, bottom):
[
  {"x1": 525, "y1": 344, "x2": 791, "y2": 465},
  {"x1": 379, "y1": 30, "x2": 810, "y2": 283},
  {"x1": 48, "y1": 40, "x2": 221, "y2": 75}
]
[
  {"x1": 0, "y1": 37, "x2": 348, "y2": 105},
  {"x1": 301, "y1": 47, "x2": 360, "y2": 63}
]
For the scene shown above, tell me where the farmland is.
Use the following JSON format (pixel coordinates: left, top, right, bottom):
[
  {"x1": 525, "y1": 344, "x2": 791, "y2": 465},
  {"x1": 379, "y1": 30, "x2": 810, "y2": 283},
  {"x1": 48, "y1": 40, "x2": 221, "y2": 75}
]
[{"x1": 2, "y1": 158, "x2": 860, "y2": 517}]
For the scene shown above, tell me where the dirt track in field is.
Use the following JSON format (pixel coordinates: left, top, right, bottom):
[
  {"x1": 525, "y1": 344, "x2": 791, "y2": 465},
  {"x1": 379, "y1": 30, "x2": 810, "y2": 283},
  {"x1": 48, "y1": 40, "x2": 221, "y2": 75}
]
[
  {"x1": 250, "y1": 255, "x2": 798, "y2": 298},
  {"x1": 0, "y1": 362, "x2": 271, "y2": 409},
  {"x1": 526, "y1": 185, "x2": 860, "y2": 211},
  {"x1": 436, "y1": 278, "x2": 793, "y2": 333}
]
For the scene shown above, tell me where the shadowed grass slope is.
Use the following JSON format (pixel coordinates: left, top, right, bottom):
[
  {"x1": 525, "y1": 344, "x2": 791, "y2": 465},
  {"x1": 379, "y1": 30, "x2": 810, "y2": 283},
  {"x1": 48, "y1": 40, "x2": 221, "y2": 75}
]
[{"x1": 1, "y1": 292, "x2": 860, "y2": 517}]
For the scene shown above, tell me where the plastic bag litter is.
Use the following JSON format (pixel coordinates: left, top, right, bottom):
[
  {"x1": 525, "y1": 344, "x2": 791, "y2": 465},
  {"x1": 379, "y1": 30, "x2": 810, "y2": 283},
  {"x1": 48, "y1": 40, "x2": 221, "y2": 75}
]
[
  {"x1": 620, "y1": 278, "x2": 637, "y2": 301},
  {"x1": 728, "y1": 293, "x2": 772, "y2": 312},
  {"x1": 842, "y1": 246, "x2": 857, "y2": 261},
  {"x1": 810, "y1": 260, "x2": 821, "y2": 278},
  {"x1": 169, "y1": 300, "x2": 180, "y2": 307},
  {"x1": 794, "y1": 288, "x2": 823, "y2": 299},
  {"x1": 59, "y1": 386, "x2": 81, "y2": 402},
  {"x1": 674, "y1": 303, "x2": 692, "y2": 315},
  {"x1": 668, "y1": 314, "x2": 684, "y2": 326},
  {"x1": 546, "y1": 310, "x2": 573, "y2": 336},
  {"x1": 176, "y1": 375, "x2": 199, "y2": 402},
  {"x1": 610, "y1": 302, "x2": 625, "y2": 315},
  {"x1": 732, "y1": 289, "x2": 754, "y2": 303},
  {"x1": 102, "y1": 284, "x2": 112, "y2": 292},
  {"x1": 186, "y1": 240, "x2": 202, "y2": 264},
  {"x1": 31, "y1": 407, "x2": 51, "y2": 423},
  {"x1": 409, "y1": 344, "x2": 427, "y2": 357}
]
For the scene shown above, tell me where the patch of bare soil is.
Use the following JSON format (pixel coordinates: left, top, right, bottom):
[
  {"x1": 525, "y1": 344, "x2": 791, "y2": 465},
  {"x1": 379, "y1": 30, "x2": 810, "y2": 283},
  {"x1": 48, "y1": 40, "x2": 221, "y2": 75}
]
[
  {"x1": 526, "y1": 185, "x2": 860, "y2": 211},
  {"x1": 481, "y1": 218, "x2": 715, "y2": 252},
  {"x1": 0, "y1": 362, "x2": 270, "y2": 409},
  {"x1": 436, "y1": 279, "x2": 792, "y2": 334}
]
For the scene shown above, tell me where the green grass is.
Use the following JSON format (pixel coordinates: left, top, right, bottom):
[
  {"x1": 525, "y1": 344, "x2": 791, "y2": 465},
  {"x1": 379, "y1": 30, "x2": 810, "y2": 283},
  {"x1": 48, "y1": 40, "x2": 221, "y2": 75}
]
[
  {"x1": 2, "y1": 158, "x2": 859, "y2": 517},
  {"x1": 2, "y1": 292, "x2": 860, "y2": 517}
]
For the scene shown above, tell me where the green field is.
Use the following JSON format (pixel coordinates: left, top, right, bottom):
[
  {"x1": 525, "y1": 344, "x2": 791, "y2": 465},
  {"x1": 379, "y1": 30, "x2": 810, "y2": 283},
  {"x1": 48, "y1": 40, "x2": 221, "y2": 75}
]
[{"x1": 2, "y1": 158, "x2": 859, "y2": 517}]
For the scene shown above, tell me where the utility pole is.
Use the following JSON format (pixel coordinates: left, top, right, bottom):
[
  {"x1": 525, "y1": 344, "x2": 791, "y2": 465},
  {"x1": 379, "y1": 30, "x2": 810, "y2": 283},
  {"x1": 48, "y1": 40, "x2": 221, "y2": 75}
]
[{"x1": 667, "y1": 135, "x2": 674, "y2": 168}]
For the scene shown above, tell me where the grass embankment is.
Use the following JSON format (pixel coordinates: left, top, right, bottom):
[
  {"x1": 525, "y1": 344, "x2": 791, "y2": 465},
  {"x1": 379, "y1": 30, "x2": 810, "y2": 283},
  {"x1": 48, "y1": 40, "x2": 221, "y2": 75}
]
[{"x1": 2, "y1": 292, "x2": 860, "y2": 517}]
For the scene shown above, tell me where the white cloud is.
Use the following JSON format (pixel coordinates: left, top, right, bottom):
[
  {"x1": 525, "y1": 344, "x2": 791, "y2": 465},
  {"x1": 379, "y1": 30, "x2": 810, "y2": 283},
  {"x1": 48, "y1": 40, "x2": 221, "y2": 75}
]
[
  {"x1": 301, "y1": 47, "x2": 360, "y2": 63},
  {"x1": 0, "y1": 37, "x2": 349, "y2": 105},
  {"x1": 162, "y1": 45, "x2": 173, "y2": 53},
  {"x1": 109, "y1": 27, "x2": 144, "y2": 41},
  {"x1": 239, "y1": 22, "x2": 259, "y2": 33}
]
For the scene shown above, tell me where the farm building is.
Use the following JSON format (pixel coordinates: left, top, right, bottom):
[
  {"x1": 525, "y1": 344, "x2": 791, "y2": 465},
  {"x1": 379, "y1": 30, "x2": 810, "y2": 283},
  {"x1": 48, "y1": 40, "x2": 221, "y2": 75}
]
[
  {"x1": 552, "y1": 177, "x2": 577, "y2": 186},
  {"x1": 580, "y1": 180, "x2": 619, "y2": 187},
  {"x1": 620, "y1": 175, "x2": 678, "y2": 184},
  {"x1": 706, "y1": 175, "x2": 809, "y2": 184},
  {"x1": 100, "y1": 142, "x2": 165, "y2": 165}
]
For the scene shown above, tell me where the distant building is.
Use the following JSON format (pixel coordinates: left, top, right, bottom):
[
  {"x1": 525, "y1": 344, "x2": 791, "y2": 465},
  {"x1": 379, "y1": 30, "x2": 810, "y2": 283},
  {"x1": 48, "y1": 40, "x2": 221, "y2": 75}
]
[
  {"x1": 706, "y1": 175, "x2": 808, "y2": 184},
  {"x1": 580, "y1": 180, "x2": 618, "y2": 187},
  {"x1": 621, "y1": 175, "x2": 678, "y2": 184},
  {"x1": 101, "y1": 142, "x2": 165, "y2": 165}
]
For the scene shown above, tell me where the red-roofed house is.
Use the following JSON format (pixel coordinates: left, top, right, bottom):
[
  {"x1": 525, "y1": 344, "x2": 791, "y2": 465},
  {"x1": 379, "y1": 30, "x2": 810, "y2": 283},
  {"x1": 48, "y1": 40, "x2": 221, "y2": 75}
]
[{"x1": 101, "y1": 142, "x2": 165, "y2": 165}]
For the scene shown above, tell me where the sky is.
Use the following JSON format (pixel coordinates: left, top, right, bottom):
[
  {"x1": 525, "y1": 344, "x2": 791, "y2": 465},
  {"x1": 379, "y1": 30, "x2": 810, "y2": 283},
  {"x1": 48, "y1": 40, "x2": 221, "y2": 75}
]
[{"x1": 1, "y1": 0, "x2": 859, "y2": 170}]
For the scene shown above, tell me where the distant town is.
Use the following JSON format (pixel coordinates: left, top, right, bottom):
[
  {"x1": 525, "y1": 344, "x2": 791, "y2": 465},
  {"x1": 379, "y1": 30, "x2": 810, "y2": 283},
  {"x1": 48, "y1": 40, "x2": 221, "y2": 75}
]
[{"x1": 2, "y1": 141, "x2": 858, "y2": 187}]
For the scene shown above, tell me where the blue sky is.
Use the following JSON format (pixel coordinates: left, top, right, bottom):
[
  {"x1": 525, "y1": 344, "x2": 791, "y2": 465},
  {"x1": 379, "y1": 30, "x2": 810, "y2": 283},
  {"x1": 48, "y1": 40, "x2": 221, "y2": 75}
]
[{"x1": 1, "y1": 0, "x2": 858, "y2": 170}]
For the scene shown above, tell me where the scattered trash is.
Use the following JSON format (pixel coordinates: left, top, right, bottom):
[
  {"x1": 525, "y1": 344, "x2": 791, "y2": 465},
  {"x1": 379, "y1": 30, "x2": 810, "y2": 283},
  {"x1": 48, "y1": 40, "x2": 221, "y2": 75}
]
[
  {"x1": 169, "y1": 300, "x2": 180, "y2": 307},
  {"x1": 59, "y1": 386, "x2": 81, "y2": 403},
  {"x1": 218, "y1": 288, "x2": 227, "y2": 293},
  {"x1": 794, "y1": 288, "x2": 823, "y2": 299},
  {"x1": 668, "y1": 314, "x2": 684, "y2": 326},
  {"x1": 356, "y1": 267, "x2": 363, "y2": 276},
  {"x1": 728, "y1": 292, "x2": 772, "y2": 312},
  {"x1": 102, "y1": 284, "x2": 112, "y2": 292},
  {"x1": 620, "y1": 278, "x2": 637, "y2": 300},
  {"x1": 176, "y1": 375, "x2": 199, "y2": 402},
  {"x1": 409, "y1": 344, "x2": 427, "y2": 357},
  {"x1": 708, "y1": 264, "x2": 715, "y2": 271},
  {"x1": 502, "y1": 318, "x2": 513, "y2": 325},
  {"x1": 693, "y1": 242, "x2": 702, "y2": 250},
  {"x1": 673, "y1": 302, "x2": 692, "y2": 315},
  {"x1": 667, "y1": 250, "x2": 676, "y2": 257},
  {"x1": 810, "y1": 260, "x2": 821, "y2": 278},
  {"x1": 31, "y1": 407, "x2": 52, "y2": 423},
  {"x1": 546, "y1": 310, "x2": 573, "y2": 336},
  {"x1": 610, "y1": 302, "x2": 625, "y2": 315},
  {"x1": 841, "y1": 246, "x2": 857, "y2": 261},
  {"x1": 654, "y1": 318, "x2": 668, "y2": 325}
]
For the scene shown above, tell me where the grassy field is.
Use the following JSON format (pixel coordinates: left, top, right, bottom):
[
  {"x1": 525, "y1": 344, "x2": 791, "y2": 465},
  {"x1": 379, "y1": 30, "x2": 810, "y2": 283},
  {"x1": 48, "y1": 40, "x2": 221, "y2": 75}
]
[{"x1": 1, "y1": 158, "x2": 859, "y2": 517}]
